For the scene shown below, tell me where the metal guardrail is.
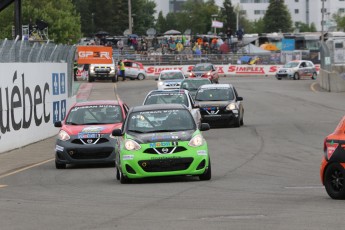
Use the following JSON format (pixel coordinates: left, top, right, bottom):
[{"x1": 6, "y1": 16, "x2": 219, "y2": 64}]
[
  {"x1": 112, "y1": 48, "x2": 321, "y2": 66},
  {"x1": 0, "y1": 37, "x2": 76, "y2": 97}
]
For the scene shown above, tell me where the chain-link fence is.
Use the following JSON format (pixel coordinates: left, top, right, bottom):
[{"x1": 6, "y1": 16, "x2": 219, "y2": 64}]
[{"x1": 0, "y1": 37, "x2": 76, "y2": 97}]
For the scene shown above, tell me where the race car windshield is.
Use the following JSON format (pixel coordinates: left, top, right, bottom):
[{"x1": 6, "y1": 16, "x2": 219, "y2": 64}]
[
  {"x1": 127, "y1": 109, "x2": 195, "y2": 133},
  {"x1": 181, "y1": 80, "x2": 210, "y2": 90},
  {"x1": 160, "y1": 72, "x2": 184, "y2": 80},
  {"x1": 66, "y1": 105, "x2": 123, "y2": 125},
  {"x1": 195, "y1": 88, "x2": 234, "y2": 101},
  {"x1": 283, "y1": 62, "x2": 299, "y2": 68},
  {"x1": 144, "y1": 93, "x2": 189, "y2": 107}
]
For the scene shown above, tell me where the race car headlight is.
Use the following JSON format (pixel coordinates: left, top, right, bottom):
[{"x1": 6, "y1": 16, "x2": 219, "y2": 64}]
[
  {"x1": 124, "y1": 139, "x2": 141, "y2": 151},
  {"x1": 226, "y1": 103, "x2": 236, "y2": 111},
  {"x1": 207, "y1": 71, "x2": 211, "y2": 76},
  {"x1": 58, "y1": 130, "x2": 70, "y2": 141},
  {"x1": 158, "y1": 82, "x2": 164, "y2": 86},
  {"x1": 188, "y1": 134, "x2": 204, "y2": 147}
]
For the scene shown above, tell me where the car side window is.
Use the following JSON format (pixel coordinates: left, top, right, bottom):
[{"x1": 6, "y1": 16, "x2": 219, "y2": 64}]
[
  {"x1": 300, "y1": 62, "x2": 306, "y2": 68},
  {"x1": 306, "y1": 62, "x2": 313, "y2": 67},
  {"x1": 124, "y1": 62, "x2": 132, "y2": 67}
]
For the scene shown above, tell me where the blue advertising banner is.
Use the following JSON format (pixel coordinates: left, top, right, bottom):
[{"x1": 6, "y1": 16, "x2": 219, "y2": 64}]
[{"x1": 282, "y1": 39, "x2": 295, "y2": 51}]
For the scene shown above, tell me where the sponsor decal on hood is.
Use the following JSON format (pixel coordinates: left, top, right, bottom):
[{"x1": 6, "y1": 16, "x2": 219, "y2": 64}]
[{"x1": 128, "y1": 130, "x2": 194, "y2": 144}]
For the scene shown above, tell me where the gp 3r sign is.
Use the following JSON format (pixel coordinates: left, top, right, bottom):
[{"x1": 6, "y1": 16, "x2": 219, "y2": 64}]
[{"x1": 77, "y1": 46, "x2": 113, "y2": 64}]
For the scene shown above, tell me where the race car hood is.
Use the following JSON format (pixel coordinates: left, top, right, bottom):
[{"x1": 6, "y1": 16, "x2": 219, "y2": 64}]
[
  {"x1": 128, "y1": 130, "x2": 194, "y2": 144},
  {"x1": 63, "y1": 123, "x2": 122, "y2": 135},
  {"x1": 196, "y1": 101, "x2": 231, "y2": 108}
]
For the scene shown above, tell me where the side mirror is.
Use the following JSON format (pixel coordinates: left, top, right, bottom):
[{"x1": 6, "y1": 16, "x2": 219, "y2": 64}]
[
  {"x1": 237, "y1": 96, "x2": 243, "y2": 101},
  {"x1": 112, "y1": 129, "x2": 123, "y2": 136},
  {"x1": 54, "y1": 121, "x2": 62, "y2": 128},
  {"x1": 200, "y1": 123, "x2": 210, "y2": 131}
]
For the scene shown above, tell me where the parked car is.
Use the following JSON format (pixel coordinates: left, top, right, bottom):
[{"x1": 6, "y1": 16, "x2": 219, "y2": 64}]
[
  {"x1": 320, "y1": 115, "x2": 345, "y2": 199},
  {"x1": 54, "y1": 100, "x2": 129, "y2": 169},
  {"x1": 112, "y1": 104, "x2": 211, "y2": 183},
  {"x1": 276, "y1": 60, "x2": 317, "y2": 80},
  {"x1": 194, "y1": 84, "x2": 244, "y2": 127},
  {"x1": 188, "y1": 63, "x2": 219, "y2": 83},
  {"x1": 118, "y1": 60, "x2": 147, "y2": 80},
  {"x1": 143, "y1": 89, "x2": 202, "y2": 127},
  {"x1": 180, "y1": 78, "x2": 212, "y2": 99},
  {"x1": 156, "y1": 69, "x2": 185, "y2": 90},
  {"x1": 88, "y1": 59, "x2": 117, "y2": 82}
]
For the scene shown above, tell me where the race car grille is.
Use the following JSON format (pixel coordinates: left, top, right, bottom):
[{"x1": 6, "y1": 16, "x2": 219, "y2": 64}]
[
  {"x1": 277, "y1": 74, "x2": 288, "y2": 77},
  {"x1": 72, "y1": 138, "x2": 109, "y2": 145},
  {"x1": 138, "y1": 157, "x2": 193, "y2": 172},
  {"x1": 67, "y1": 147, "x2": 113, "y2": 159},
  {"x1": 95, "y1": 67, "x2": 111, "y2": 73},
  {"x1": 165, "y1": 83, "x2": 180, "y2": 87},
  {"x1": 143, "y1": 146, "x2": 187, "y2": 154},
  {"x1": 200, "y1": 107, "x2": 227, "y2": 115}
]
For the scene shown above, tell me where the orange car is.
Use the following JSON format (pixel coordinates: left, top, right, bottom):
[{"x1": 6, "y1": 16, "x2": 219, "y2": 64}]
[{"x1": 320, "y1": 116, "x2": 345, "y2": 199}]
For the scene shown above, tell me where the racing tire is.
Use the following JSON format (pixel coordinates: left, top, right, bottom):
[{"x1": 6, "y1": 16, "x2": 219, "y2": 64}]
[
  {"x1": 324, "y1": 163, "x2": 345, "y2": 199},
  {"x1": 240, "y1": 115, "x2": 244, "y2": 126},
  {"x1": 277, "y1": 77, "x2": 282, "y2": 80},
  {"x1": 55, "y1": 161, "x2": 66, "y2": 169},
  {"x1": 293, "y1": 73, "x2": 300, "y2": 80},
  {"x1": 311, "y1": 72, "x2": 317, "y2": 80},
  {"x1": 116, "y1": 167, "x2": 120, "y2": 180},
  {"x1": 233, "y1": 115, "x2": 241, "y2": 128},
  {"x1": 112, "y1": 75, "x2": 117, "y2": 82},
  {"x1": 199, "y1": 160, "x2": 211, "y2": 181},
  {"x1": 137, "y1": 73, "x2": 145, "y2": 80},
  {"x1": 88, "y1": 76, "x2": 94, "y2": 82},
  {"x1": 119, "y1": 169, "x2": 130, "y2": 184}
]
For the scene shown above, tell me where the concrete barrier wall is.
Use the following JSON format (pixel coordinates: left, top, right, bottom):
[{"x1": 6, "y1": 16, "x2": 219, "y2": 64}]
[
  {"x1": 0, "y1": 63, "x2": 76, "y2": 153},
  {"x1": 318, "y1": 65, "x2": 345, "y2": 92}
]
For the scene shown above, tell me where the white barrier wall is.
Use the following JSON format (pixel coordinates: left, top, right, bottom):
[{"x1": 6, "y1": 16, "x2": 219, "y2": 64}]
[
  {"x1": 0, "y1": 63, "x2": 76, "y2": 153},
  {"x1": 144, "y1": 64, "x2": 321, "y2": 77}
]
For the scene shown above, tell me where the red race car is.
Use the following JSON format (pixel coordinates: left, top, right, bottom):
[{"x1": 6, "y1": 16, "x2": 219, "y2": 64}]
[
  {"x1": 188, "y1": 63, "x2": 219, "y2": 84},
  {"x1": 54, "y1": 100, "x2": 129, "y2": 169},
  {"x1": 321, "y1": 116, "x2": 345, "y2": 199}
]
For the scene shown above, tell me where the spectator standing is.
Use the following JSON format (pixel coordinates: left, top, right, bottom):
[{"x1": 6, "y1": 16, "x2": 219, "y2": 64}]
[
  {"x1": 236, "y1": 28, "x2": 244, "y2": 42},
  {"x1": 119, "y1": 60, "x2": 126, "y2": 81},
  {"x1": 117, "y1": 39, "x2": 124, "y2": 54},
  {"x1": 226, "y1": 27, "x2": 233, "y2": 44}
]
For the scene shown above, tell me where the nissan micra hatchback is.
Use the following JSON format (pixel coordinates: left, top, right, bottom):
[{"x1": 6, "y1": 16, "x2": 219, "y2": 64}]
[{"x1": 112, "y1": 104, "x2": 211, "y2": 184}]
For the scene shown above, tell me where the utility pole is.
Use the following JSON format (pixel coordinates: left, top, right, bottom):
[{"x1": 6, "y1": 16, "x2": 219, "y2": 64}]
[
  {"x1": 321, "y1": 0, "x2": 324, "y2": 41},
  {"x1": 128, "y1": 0, "x2": 132, "y2": 34}
]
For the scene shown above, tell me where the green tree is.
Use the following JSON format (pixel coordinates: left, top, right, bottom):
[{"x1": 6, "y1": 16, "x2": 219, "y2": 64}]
[
  {"x1": 263, "y1": 0, "x2": 292, "y2": 33},
  {"x1": 220, "y1": 0, "x2": 236, "y2": 33},
  {"x1": 333, "y1": 12, "x2": 345, "y2": 32},
  {"x1": 0, "y1": 5, "x2": 13, "y2": 39},
  {"x1": 0, "y1": 0, "x2": 82, "y2": 43},
  {"x1": 294, "y1": 21, "x2": 317, "y2": 32},
  {"x1": 155, "y1": 11, "x2": 167, "y2": 35},
  {"x1": 132, "y1": 0, "x2": 156, "y2": 36}
]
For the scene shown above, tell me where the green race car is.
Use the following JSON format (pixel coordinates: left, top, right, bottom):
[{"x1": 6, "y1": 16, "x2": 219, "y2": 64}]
[{"x1": 112, "y1": 104, "x2": 211, "y2": 183}]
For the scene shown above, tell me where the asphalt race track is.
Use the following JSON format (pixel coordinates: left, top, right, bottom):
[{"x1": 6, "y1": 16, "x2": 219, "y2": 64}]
[{"x1": 1, "y1": 75, "x2": 345, "y2": 230}]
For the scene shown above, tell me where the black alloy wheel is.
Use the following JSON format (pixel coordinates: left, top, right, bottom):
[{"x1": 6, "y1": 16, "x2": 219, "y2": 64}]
[
  {"x1": 199, "y1": 159, "x2": 211, "y2": 181},
  {"x1": 324, "y1": 163, "x2": 345, "y2": 199}
]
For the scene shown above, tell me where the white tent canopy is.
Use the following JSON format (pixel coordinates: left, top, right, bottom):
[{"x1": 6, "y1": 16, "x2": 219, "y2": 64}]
[{"x1": 241, "y1": 43, "x2": 271, "y2": 54}]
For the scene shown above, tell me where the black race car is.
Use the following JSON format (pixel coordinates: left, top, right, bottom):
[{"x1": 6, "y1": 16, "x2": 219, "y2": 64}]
[{"x1": 194, "y1": 84, "x2": 244, "y2": 127}]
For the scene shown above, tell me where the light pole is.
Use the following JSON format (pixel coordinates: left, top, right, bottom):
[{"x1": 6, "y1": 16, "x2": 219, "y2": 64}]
[
  {"x1": 211, "y1": 14, "x2": 218, "y2": 34},
  {"x1": 128, "y1": 0, "x2": 132, "y2": 34},
  {"x1": 321, "y1": 0, "x2": 325, "y2": 41},
  {"x1": 91, "y1": 13, "x2": 95, "y2": 35}
]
